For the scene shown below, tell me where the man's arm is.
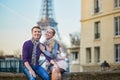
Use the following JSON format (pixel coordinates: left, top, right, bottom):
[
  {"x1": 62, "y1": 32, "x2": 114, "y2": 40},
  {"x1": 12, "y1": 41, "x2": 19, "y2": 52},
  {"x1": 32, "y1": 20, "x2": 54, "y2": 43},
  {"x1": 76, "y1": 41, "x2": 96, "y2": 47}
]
[{"x1": 22, "y1": 42, "x2": 36, "y2": 77}]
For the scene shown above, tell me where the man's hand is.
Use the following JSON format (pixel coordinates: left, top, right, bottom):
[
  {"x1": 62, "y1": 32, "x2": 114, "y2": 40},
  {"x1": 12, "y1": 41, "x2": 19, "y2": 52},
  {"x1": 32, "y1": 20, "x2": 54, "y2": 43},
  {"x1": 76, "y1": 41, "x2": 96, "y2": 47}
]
[
  {"x1": 29, "y1": 69, "x2": 36, "y2": 77},
  {"x1": 24, "y1": 62, "x2": 36, "y2": 78}
]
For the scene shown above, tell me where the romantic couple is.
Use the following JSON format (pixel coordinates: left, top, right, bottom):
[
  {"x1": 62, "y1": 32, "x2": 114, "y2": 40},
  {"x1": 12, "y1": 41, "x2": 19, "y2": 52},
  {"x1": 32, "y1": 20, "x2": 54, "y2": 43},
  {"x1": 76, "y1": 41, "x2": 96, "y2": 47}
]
[{"x1": 22, "y1": 26, "x2": 67, "y2": 80}]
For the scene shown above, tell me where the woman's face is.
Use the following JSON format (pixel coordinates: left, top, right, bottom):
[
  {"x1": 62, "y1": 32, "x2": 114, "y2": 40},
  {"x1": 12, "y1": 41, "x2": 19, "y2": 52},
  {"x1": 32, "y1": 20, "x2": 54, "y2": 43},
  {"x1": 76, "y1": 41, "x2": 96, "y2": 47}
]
[{"x1": 45, "y1": 28, "x2": 54, "y2": 40}]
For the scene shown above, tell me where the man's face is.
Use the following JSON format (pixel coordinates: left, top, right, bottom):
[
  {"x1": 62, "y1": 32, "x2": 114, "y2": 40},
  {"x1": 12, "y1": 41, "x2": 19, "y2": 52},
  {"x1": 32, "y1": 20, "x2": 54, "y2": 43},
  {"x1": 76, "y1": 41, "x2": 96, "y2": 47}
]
[
  {"x1": 45, "y1": 28, "x2": 54, "y2": 40},
  {"x1": 32, "y1": 28, "x2": 41, "y2": 40}
]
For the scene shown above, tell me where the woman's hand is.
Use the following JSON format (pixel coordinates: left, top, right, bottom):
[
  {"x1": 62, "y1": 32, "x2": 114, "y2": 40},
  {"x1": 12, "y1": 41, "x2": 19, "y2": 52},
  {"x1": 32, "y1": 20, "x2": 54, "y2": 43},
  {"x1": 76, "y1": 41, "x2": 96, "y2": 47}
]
[
  {"x1": 53, "y1": 63, "x2": 59, "y2": 69},
  {"x1": 53, "y1": 64, "x2": 60, "y2": 72},
  {"x1": 39, "y1": 44, "x2": 45, "y2": 52}
]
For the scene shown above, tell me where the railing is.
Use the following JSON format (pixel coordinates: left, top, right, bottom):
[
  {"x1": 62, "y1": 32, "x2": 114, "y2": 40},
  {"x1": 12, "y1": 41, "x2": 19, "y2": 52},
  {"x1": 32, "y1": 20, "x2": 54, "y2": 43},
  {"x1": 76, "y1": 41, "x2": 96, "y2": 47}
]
[{"x1": 0, "y1": 60, "x2": 23, "y2": 73}]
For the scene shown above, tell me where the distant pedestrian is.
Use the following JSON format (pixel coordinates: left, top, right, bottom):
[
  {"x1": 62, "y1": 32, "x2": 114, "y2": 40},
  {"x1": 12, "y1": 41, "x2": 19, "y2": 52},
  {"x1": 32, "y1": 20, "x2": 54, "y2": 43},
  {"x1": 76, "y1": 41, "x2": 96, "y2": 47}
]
[{"x1": 101, "y1": 60, "x2": 110, "y2": 71}]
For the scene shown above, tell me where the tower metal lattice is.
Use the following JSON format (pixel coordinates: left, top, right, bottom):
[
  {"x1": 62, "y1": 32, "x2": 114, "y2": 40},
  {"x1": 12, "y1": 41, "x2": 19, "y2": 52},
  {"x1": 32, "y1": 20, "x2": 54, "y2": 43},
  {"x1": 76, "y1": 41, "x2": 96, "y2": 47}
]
[{"x1": 37, "y1": 0, "x2": 61, "y2": 40}]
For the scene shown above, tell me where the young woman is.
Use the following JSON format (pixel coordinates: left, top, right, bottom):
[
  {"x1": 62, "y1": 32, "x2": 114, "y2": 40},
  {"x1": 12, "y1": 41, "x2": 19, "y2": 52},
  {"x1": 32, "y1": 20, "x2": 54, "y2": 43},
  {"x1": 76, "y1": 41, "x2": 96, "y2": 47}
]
[{"x1": 42, "y1": 27, "x2": 66, "y2": 80}]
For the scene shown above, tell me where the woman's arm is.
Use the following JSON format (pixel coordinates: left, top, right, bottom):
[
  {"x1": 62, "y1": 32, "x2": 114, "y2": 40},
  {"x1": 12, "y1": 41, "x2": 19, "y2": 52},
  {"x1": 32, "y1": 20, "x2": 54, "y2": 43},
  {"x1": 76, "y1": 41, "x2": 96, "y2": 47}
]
[
  {"x1": 39, "y1": 44, "x2": 52, "y2": 61},
  {"x1": 39, "y1": 44, "x2": 59, "y2": 67}
]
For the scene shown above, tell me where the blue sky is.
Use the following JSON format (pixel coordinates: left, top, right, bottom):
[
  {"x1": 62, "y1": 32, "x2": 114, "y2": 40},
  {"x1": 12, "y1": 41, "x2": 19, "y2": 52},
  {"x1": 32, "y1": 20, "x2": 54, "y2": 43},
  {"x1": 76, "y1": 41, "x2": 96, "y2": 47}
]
[{"x1": 0, "y1": 0, "x2": 81, "y2": 55}]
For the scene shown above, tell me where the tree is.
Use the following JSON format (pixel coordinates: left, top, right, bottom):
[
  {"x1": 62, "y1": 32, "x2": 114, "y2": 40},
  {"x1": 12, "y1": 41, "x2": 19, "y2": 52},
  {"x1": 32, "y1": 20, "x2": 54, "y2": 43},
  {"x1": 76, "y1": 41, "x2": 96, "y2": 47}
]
[
  {"x1": 13, "y1": 49, "x2": 21, "y2": 58},
  {"x1": 0, "y1": 50, "x2": 4, "y2": 56},
  {"x1": 69, "y1": 32, "x2": 80, "y2": 46}
]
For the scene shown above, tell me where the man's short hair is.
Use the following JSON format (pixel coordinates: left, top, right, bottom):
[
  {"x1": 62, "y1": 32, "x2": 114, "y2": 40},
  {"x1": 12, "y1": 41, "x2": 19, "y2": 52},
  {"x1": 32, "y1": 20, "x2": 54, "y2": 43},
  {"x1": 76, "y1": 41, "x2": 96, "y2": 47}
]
[{"x1": 31, "y1": 26, "x2": 41, "y2": 32}]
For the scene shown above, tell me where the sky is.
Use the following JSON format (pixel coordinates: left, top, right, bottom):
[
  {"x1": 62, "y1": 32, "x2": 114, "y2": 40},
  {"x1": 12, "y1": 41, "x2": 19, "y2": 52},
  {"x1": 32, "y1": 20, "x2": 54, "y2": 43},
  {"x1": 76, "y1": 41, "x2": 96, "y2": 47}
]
[{"x1": 0, "y1": 0, "x2": 81, "y2": 55}]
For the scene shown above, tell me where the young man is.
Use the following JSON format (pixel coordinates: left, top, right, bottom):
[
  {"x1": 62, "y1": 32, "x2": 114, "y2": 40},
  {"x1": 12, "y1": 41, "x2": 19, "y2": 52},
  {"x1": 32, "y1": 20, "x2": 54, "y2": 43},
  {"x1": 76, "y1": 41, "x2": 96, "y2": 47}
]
[{"x1": 22, "y1": 26, "x2": 58, "y2": 80}]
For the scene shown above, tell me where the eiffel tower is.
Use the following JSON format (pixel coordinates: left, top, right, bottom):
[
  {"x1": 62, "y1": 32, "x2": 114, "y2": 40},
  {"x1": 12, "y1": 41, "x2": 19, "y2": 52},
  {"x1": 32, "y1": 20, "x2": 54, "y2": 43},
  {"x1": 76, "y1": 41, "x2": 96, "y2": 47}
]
[{"x1": 37, "y1": 0, "x2": 61, "y2": 40}]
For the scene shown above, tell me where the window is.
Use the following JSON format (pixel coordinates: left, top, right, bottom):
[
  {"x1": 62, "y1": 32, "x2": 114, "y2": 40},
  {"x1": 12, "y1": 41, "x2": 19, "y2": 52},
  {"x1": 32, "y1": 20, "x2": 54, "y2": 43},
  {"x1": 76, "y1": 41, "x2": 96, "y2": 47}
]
[
  {"x1": 86, "y1": 48, "x2": 92, "y2": 63},
  {"x1": 94, "y1": 47, "x2": 100, "y2": 63},
  {"x1": 114, "y1": 16, "x2": 120, "y2": 36},
  {"x1": 72, "y1": 52, "x2": 78, "y2": 61},
  {"x1": 115, "y1": 44, "x2": 120, "y2": 62},
  {"x1": 94, "y1": 21, "x2": 100, "y2": 39},
  {"x1": 114, "y1": 0, "x2": 120, "y2": 8},
  {"x1": 94, "y1": 0, "x2": 100, "y2": 13}
]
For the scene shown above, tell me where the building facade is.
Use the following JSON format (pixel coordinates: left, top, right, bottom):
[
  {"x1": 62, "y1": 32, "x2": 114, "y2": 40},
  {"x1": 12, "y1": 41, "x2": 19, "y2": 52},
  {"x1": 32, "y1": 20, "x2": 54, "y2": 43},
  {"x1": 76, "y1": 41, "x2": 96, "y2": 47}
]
[
  {"x1": 67, "y1": 32, "x2": 80, "y2": 72},
  {"x1": 67, "y1": 46, "x2": 80, "y2": 72},
  {"x1": 80, "y1": 0, "x2": 120, "y2": 72}
]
